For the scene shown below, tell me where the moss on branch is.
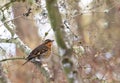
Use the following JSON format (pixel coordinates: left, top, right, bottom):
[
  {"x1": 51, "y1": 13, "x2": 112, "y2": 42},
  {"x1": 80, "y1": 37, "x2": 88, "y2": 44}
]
[{"x1": 46, "y1": 0, "x2": 67, "y2": 49}]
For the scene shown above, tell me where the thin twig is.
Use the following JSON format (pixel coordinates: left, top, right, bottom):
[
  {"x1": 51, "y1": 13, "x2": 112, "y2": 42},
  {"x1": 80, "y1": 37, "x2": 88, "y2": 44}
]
[
  {"x1": 0, "y1": 15, "x2": 23, "y2": 27},
  {"x1": 0, "y1": 3, "x2": 53, "y2": 81},
  {"x1": 0, "y1": 57, "x2": 25, "y2": 62},
  {"x1": 0, "y1": 7, "x2": 32, "y2": 27}
]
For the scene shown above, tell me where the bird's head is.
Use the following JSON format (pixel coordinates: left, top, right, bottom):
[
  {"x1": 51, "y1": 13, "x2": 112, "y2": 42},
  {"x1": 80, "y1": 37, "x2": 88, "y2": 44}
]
[{"x1": 44, "y1": 39, "x2": 54, "y2": 47}]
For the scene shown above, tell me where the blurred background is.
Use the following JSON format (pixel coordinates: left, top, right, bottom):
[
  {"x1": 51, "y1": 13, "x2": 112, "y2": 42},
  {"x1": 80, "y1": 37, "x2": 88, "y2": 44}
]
[{"x1": 0, "y1": 0, "x2": 120, "y2": 83}]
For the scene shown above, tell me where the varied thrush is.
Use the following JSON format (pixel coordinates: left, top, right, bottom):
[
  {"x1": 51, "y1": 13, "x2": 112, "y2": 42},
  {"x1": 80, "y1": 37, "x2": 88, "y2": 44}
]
[{"x1": 22, "y1": 39, "x2": 54, "y2": 65}]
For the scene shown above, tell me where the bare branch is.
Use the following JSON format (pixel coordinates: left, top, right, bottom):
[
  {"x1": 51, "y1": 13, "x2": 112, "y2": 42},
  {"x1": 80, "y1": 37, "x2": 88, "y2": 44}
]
[
  {"x1": 0, "y1": 0, "x2": 16, "y2": 10},
  {"x1": 46, "y1": 0, "x2": 81, "y2": 83},
  {"x1": 0, "y1": 9, "x2": 53, "y2": 83},
  {"x1": 0, "y1": 57, "x2": 25, "y2": 62}
]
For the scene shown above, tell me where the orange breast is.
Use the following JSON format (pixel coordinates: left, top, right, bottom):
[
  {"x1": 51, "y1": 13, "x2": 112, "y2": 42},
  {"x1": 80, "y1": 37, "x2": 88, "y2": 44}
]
[{"x1": 45, "y1": 42, "x2": 52, "y2": 48}]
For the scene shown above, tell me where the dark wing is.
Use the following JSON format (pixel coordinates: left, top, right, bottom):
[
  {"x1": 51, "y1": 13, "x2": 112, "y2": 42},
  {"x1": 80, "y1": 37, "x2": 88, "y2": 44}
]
[
  {"x1": 27, "y1": 44, "x2": 48, "y2": 60},
  {"x1": 22, "y1": 44, "x2": 49, "y2": 65}
]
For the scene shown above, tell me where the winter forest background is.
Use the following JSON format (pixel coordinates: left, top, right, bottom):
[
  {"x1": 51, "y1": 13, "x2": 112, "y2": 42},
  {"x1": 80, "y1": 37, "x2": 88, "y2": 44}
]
[{"x1": 0, "y1": 0, "x2": 120, "y2": 83}]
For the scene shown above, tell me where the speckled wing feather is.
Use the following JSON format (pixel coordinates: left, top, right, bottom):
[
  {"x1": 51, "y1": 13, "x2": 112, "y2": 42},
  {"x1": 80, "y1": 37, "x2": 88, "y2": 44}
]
[
  {"x1": 22, "y1": 44, "x2": 48, "y2": 65},
  {"x1": 28, "y1": 44, "x2": 48, "y2": 59}
]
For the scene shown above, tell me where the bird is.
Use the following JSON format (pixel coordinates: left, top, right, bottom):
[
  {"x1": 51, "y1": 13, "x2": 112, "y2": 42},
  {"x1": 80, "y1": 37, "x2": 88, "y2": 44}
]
[{"x1": 22, "y1": 39, "x2": 54, "y2": 65}]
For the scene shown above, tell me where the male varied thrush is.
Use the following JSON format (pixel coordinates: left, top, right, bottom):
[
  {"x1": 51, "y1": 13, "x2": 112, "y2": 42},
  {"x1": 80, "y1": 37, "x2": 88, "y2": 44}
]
[{"x1": 22, "y1": 39, "x2": 54, "y2": 65}]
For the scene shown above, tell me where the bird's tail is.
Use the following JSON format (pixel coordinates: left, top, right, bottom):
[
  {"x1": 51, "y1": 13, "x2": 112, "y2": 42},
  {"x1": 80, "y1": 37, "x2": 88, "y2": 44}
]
[
  {"x1": 22, "y1": 60, "x2": 29, "y2": 66},
  {"x1": 22, "y1": 56, "x2": 33, "y2": 66}
]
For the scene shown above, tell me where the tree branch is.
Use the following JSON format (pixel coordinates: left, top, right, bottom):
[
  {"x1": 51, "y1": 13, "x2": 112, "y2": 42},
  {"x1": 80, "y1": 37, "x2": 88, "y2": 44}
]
[
  {"x1": 46, "y1": 0, "x2": 67, "y2": 49},
  {"x1": 0, "y1": 7, "x2": 53, "y2": 82},
  {"x1": 0, "y1": 57, "x2": 25, "y2": 62},
  {"x1": 46, "y1": 0, "x2": 81, "y2": 83},
  {"x1": 0, "y1": 0, "x2": 16, "y2": 10}
]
